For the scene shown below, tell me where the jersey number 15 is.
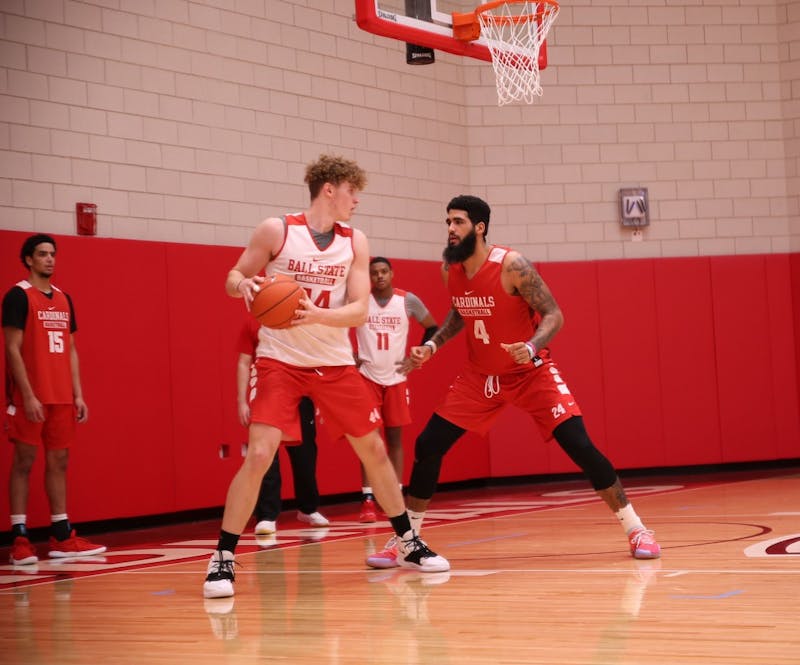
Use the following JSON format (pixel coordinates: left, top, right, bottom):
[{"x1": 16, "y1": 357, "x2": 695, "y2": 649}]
[{"x1": 48, "y1": 330, "x2": 65, "y2": 353}]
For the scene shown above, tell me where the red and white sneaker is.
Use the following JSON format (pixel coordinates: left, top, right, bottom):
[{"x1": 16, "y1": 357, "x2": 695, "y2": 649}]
[
  {"x1": 48, "y1": 530, "x2": 107, "y2": 558},
  {"x1": 359, "y1": 497, "x2": 378, "y2": 523},
  {"x1": 10, "y1": 536, "x2": 38, "y2": 565},
  {"x1": 628, "y1": 528, "x2": 661, "y2": 559},
  {"x1": 366, "y1": 536, "x2": 399, "y2": 569}
]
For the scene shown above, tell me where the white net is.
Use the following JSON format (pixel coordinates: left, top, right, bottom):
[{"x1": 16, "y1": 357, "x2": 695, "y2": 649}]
[{"x1": 477, "y1": 0, "x2": 560, "y2": 106}]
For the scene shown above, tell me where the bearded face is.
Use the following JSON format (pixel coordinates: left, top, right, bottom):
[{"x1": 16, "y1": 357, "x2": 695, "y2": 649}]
[{"x1": 443, "y1": 225, "x2": 478, "y2": 264}]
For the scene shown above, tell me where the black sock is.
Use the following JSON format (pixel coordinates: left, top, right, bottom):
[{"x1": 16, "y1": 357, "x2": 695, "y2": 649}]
[
  {"x1": 389, "y1": 512, "x2": 412, "y2": 538},
  {"x1": 217, "y1": 530, "x2": 240, "y2": 554},
  {"x1": 11, "y1": 524, "x2": 28, "y2": 538},
  {"x1": 51, "y1": 519, "x2": 71, "y2": 541}
]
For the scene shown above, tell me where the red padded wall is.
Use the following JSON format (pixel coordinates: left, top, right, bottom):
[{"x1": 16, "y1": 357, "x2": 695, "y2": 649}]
[
  {"x1": 164, "y1": 243, "x2": 243, "y2": 511},
  {"x1": 764, "y1": 255, "x2": 800, "y2": 459},
  {"x1": 653, "y1": 258, "x2": 721, "y2": 466},
  {"x1": 710, "y1": 256, "x2": 778, "y2": 462},
  {"x1": 1, "y1": 227, "x2": 798, "y2": 528},
  {"x1": 596, "y1": 260, "x2": 666, "y2": 469},
  {"x1": 793, "y1": 253, "x2": 800, "y2": 446}
]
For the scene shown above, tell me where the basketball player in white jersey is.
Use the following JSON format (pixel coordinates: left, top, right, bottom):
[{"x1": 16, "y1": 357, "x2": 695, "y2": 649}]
[
  {"x1": 203, "y1": 155, "x2": 449, "y2": 599},
  {"x1": 354, "y1": 257, "x2": 437, "y2": 522}
]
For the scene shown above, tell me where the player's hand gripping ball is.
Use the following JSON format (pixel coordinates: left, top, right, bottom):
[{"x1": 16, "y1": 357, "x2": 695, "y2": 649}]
[{"x1": 250, "y1": 274, "x2": 304, "y2": 329}]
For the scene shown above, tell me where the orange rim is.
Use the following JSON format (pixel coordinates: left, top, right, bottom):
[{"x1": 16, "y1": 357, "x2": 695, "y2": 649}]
[{"x1": 475, "y1": 0, "x2": 559, "y2": 25}]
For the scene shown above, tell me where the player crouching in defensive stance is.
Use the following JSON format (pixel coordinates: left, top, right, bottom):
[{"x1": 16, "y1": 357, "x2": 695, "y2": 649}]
[{"x1": 366, "y1": 194, "x2": 660, "y2": 570}]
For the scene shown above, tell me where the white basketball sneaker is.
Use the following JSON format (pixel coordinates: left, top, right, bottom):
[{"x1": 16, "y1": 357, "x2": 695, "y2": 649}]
[
  {"x1": 203, "y1": 550, "x2": 236, "y2": 599},
  {"x1": 397, "y1": 532, "x2": 450, "y2": 573},
  {"x1": 297, "y1": 511, "x2": 329, "y2": 527}
]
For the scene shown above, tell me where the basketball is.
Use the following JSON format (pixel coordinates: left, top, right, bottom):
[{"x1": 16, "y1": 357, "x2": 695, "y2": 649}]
[{"x1": 250, "y1": 274, "x2": 304, "y2": 329}]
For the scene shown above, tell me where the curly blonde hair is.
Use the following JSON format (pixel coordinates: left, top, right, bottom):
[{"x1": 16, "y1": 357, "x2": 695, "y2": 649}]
[{"x1": 304, "y1": 154, "x2": 367, "y2": 199}]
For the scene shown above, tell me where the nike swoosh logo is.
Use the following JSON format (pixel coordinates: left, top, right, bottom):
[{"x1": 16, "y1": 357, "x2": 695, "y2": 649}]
[
  {"x1": 465, "y1": 290, "x2": 475, "y2": 295},
  {"x1": 48, "y1": 306, "x2": 55, "y2": 310},
  {"x1": 312, "y1": 256, "x2": 323, "y2": 262}
]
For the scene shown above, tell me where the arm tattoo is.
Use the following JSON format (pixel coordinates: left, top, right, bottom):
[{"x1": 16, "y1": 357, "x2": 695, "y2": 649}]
[
  {"x1": 430, "y1": 308, "x2": 463, "y2": 348},
  {"x1": 506, "y1": 254, "x2": 563, "y2": 350}
]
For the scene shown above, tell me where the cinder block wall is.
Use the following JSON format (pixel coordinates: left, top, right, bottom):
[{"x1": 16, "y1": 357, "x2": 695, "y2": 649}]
[{"x1": 0, "y1": 0, "x2": 797, "y2": 260}]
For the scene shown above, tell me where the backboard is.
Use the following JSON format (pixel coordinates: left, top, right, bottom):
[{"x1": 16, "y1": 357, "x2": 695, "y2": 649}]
[{"x1": 354, "y1": 0, "x2": 549, "y2": 69}]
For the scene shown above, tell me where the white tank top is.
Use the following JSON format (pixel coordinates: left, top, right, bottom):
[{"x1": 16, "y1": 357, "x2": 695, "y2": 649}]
[
  {"x1": 356, "y1": 289, "x2": 410, "y2": 386},
  {"x1": 256, "y1": 213, "x2": 356, "y2": 367}
]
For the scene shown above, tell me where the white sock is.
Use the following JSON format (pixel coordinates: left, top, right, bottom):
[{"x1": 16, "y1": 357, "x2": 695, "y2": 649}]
[
  {"x1": 616, "y1": 504, "x2": 644, "y2": 534},
  {"x1": 408, "y1": 509, "x2": 425, "y2": 535},
  {"x1": 51, "y1": 513, "x2": 68, "y2": 523},
  {"x1": 11, "y1": 514, "x2": 26, "y2": 526},
  {"x1": 362, "y1": 486, "x2": 373, "y2": 497}
]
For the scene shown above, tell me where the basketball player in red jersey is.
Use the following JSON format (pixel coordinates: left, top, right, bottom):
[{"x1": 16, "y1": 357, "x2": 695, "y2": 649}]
[
  {"x1": 3, "y1": 234, "x2": 106, "y2": 566},
  {"x1": 204, "y1": 155, "x2": 448, "y2": 599},
  {"x1": 366, "y1": 195, "x2": 660, "y2": 570}
]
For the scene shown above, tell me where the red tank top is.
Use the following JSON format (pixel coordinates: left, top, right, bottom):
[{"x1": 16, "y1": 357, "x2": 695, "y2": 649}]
[
  {"x1": 447, "y1": 246, "x2": 535, "y2": 376},
  {"x1": 8, "y1": 282, "x2": 74, "y2": 405}
]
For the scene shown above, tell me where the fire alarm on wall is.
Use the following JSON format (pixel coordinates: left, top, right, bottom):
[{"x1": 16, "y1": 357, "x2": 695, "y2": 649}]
[{"x1": 76, "y1": 202, "x2": 97, "y2": 236}]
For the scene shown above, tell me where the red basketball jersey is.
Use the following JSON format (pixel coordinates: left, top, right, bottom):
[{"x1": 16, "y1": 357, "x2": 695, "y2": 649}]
[
  {"x1": 7, "y1": 281, "x2": 74, "y2": 405},
  {"x1": 447, "y1": 246, "x2": 536, "y2": 376}
]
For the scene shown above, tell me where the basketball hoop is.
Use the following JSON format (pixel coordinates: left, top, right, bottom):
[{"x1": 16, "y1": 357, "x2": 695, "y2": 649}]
[{"x1": 453, "y1": 0, "x2": 560, "y2": 106}]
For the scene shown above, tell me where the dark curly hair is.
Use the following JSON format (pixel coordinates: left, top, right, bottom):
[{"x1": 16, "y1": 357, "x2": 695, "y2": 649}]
[
  {"x1": 20, "y1": 233, "x2": 56, "y2": 268},
  {"x1": 447, "y1": 195, "x2": 491, "y2": 239}
]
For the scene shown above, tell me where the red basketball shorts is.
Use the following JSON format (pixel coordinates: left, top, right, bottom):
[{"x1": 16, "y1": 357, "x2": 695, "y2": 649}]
[
  {"x1": 251, "y1": 358, "x2": 382, "y2": 440},
  {"x1": 435, "y1": 360, "x2": 582, "y2": 438},
  {"x1": 362, "y1": 377, "x2": 412, "y2": 428},
  {"x1": 5, "y1": 403, "x2": 76, "y2": 449}
]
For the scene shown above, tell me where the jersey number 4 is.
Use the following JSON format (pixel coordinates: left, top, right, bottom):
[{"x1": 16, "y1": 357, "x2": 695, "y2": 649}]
[
  {"x1": 473, "y1": 319, "x2": 490, "y2": 345},
  {"x1": 302, "y1": 288, "x2": 330, "y2": 309}
]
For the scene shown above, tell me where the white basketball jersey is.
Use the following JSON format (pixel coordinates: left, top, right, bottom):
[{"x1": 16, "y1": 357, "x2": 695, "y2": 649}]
[
  {"x1": 256, "y1": 213, "x2": 355, "y2": 367},
  {"x1": 356, "y1": 289, "x2": 409, "y2": 386}
]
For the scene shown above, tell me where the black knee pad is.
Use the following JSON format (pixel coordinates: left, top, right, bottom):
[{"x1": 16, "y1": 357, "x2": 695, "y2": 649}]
[
  {"x1": 407, "y1": 414, "x2": 465, "y2": 500},
  {"x1": 552, "y1": 416, "x2": 617, "y2": 490}
]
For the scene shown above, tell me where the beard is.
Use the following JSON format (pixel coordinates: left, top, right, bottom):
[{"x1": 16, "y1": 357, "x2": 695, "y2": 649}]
[{"x1": 442, "y1": 228, "x2": 478, "y2": 264}]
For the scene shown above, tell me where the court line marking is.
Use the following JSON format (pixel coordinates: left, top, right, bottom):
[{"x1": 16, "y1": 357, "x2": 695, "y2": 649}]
[{"x1": 670, "y1": 590, "x2": 744, "y2": 599}]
